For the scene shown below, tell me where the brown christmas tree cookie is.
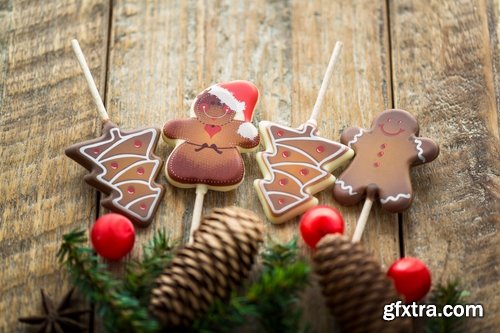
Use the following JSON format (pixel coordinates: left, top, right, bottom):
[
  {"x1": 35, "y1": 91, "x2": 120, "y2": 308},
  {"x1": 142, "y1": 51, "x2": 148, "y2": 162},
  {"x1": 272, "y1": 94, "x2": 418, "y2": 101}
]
[
  {"x1": 333, "y1": 109, "x2": 439, "y2": 212},
  {"x1": 255, "y1": 121, "x2": 353, "y2": 223},
  {"x1": 163, "y1": 81, "x2": 260, "y2": 190},
  {"x1": 66, "y1": 121, "x2": 165, "y2": 227}
]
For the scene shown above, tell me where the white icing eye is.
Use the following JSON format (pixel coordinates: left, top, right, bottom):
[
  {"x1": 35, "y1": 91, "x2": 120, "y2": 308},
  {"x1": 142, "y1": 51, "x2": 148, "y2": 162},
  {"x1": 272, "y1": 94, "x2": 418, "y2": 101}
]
[
  {"x1": 398, "y1": 120, "x2": 402, "y2": 124},
  {"x1": 387, "y1": 118, "x2": 392, "y2": 122}
]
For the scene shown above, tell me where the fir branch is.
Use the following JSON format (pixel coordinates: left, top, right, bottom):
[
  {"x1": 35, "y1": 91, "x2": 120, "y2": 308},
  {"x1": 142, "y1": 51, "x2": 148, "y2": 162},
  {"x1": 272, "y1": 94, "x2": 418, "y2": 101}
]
[
  {"x1": 58, "y1": 229, "x2": 159, "y2": 333},
  {"x1": 125, "y1": 229, "x2": 176, "y2": 305},
  {"x1": 191, "y1": 239, "x2": 312, "y2": 333},
  {"x1": 425, "y1": 281, "x2": 469, "y2": 333}
]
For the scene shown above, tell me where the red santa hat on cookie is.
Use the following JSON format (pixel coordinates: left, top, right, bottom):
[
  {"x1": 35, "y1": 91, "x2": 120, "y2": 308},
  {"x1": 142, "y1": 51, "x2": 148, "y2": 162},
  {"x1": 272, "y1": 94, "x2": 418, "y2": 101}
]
[{"x1": 206, "y1": 81, "x2": 259, "y2": 121}]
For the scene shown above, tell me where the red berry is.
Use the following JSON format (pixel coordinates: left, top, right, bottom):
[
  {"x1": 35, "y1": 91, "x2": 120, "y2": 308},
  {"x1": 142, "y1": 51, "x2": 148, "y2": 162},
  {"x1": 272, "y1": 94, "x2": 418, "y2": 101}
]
[
  {"x1": 387, "y1": 257, "x2": 431, "y2": 302},
  {"x1": 299, "y1": 206, "x2": 345, "y2": 249},
  {"x1": 91, "y1": 213, "x2": 135, "y2": 261}
]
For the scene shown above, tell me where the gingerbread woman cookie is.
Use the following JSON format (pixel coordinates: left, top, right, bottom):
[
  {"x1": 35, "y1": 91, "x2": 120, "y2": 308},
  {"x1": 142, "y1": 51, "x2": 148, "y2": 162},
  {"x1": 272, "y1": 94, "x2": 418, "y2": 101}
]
[
  {"x1": 333, "y1": 109, "x2": 439, "y2": 212},
  {"x1": 163, "y1": 81, "x2": 260, "y2": 191}
]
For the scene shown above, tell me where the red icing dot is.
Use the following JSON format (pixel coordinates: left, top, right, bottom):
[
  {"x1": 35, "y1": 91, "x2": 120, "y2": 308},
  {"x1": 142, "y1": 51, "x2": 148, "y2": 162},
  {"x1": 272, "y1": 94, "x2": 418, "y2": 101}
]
[
  {"x1": 282, "y1": 151, "x2": 290, "y2": 158},
  {"x1": 300, "y1": 168, "x2": 309, "y2": 176},
  {"x1": 316, "y1": 145, "x2": 325, "y2": 153},
  {"x1": 134, "y1": 140, "x2": 142, "y2": 148},
  {"x1": 93, "y1": 148, "x2": 100, "y2": 155},
  {"x1": 127, "y1": 186, "x2": 135, "y2": 194},
  {"x1": 111, "y1": 162, "x2": 119, "y2": 169},
  {"x1": 137, "y1": 167, "x2": 145, "y2": 175},
  {"x1": 380, "y1": 143, "x2": 387, "y2": 149},
  {"x1": 278, "y1": 198, "x2": 285, "y2": 205},
  {"x1": 139, "y1": 203, "x2": 147, "y2": 210},
  {"x1": 373, "y1": 162, "x2": 380, "y2": 168},
  {"x1": 279, "y1": 178, "x2": 288, "y2": 186},
  {"x1": 378, "y1": 151, "x2": 384, "y2": 157},
  {"x1": 277, "y1": 130, "x2": 284, "y2": 137}
]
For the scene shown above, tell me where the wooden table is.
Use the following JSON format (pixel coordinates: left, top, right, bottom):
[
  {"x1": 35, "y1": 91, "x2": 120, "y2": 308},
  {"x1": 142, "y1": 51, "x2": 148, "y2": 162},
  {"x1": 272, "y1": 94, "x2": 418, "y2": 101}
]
[{"x1": 1, "y1": 0, "x2": 499, "y2": 332}]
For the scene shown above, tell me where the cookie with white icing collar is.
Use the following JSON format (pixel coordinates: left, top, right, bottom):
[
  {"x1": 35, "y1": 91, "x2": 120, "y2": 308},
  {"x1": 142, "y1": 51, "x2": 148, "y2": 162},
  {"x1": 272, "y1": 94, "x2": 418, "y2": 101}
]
[{"x1": 333, "y1": 109, "x2": 439, "y2": 212}]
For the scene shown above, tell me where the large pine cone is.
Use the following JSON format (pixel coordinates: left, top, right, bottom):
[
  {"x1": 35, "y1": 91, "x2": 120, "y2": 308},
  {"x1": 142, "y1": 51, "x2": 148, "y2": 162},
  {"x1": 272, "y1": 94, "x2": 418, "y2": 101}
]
[
  {"x1": 149, "y1": 206, "x2": 264, "y2": 327},
  {"x1": 313, "y1": 234, "x2": 412, "y2": 333}
]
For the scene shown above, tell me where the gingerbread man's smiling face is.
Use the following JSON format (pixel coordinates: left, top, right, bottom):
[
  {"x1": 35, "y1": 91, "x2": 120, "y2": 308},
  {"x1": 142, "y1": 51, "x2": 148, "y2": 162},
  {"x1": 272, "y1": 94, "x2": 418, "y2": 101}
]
[
  {"x1": 193, "y1": 92, "x2": 236, "y2": 125},
  {"x1": 373, "y1": 110, "x2": 419, "y2": 137}
]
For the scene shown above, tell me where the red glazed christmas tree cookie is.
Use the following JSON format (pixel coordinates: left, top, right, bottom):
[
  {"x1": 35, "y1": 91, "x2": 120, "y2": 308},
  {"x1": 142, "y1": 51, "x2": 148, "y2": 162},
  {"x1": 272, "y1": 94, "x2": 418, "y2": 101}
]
[
  {"x1": 163, "y1": 81, "x2": 260, "y2": 240},
  {"x1": 333, "y1": 109, "x2": 439, "y2": 213}
]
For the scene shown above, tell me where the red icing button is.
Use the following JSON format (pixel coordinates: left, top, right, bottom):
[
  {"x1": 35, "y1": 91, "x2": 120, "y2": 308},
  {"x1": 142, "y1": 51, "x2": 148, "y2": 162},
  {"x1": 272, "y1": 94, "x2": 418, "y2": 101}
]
[
  {"x1": 282, "y1": 151, "x2": 290, "y2": 158},
  {"x1": 137, "y1": 167, "x2": 145, "y2": 175},
  {"x1": 380, "y1": 143, "x2": 387, "y2": 149},
  {"x1": 316, "y1": 145, "x2": 325, "y2": 153},
  {"x1": 278, "y1": 198, "x2": 285, "y2": 205},
  {"x1": 279, "y1": 178, "x2": 288, "y2": 186},
  {"x1": 378, "y1": 151, "x2": 384, "y2": 157},
  {"x1": 127, "y1": 186, "x2": 135, "y2": 194},
  {"x1": 277, "y1": 130, "x2": 284, "y2": 137},
  {"x1": 373, "y1": 162, "x2": 380, "y2": 167},
  {"x1": 139, "y1": 203, "x2": 147, "y2": 210},
  {"x1": 134, "y1": 140, "x2": 142, "y2": 148},
  {"x1": 300, "y1": 168, "x2": 309, "y2": 176},
  {"x1": 93, "y1": 148, "x2": 100, "y2": 155},
  {"x1": 111, "y1": 162, "x2": 119, "y2": 169}
]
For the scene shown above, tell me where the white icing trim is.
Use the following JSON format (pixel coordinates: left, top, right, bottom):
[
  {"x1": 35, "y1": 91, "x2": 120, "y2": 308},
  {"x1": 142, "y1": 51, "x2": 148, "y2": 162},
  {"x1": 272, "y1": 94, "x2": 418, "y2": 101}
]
[
  {"x1": 125, "y1": 194, "x2": 159, "y2": 209},
  {"x1": 257, "y1": 123, "x2": 350, "y2": 215},
  {"x1": 207, "y1": 84, "x2": 246, "y2": 113},
  {"x1": 237, "y1": 122, "x2": 258, "y2": 139},
  {"x1": 264, "y1": 191, "x2": 304, "y2": 201},
  {"x1": 347, "y1": 129, "x2": 364, "y2": 147},
  {"x1": 109, "y1": 160, "x2": 158, "y2": 183},
  {"x1": 79, "y1": 128, "x2": 162, "y2": 222},
  {"x1": 380, "y1": 193, "x2": 411, "y2": 204},
  {"x1": 414, "y1": 138, "x2": 426, "y2": 163},
  {"x1": 335, "y1": 180, "x2": 358, "y2": 196}
]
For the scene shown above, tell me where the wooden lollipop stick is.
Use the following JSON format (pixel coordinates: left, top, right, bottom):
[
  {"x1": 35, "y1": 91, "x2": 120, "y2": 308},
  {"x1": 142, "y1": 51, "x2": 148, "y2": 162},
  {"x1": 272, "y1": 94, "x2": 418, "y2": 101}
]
[
  {"x1": 308, "y1": 41, "x2": 343, "y2": 124},
  {"x1": 352, "y1": 197, "x2": 373, "y2": 242},
  {"x1": 71, "y1": 39, "x2": 110, "y2": 122},
  {"x1": 352, "y1": 187, "x2": 376, "y2": 242},
  {"x1": 189, "y1": 184, "x2": 208, "y2": 243}
]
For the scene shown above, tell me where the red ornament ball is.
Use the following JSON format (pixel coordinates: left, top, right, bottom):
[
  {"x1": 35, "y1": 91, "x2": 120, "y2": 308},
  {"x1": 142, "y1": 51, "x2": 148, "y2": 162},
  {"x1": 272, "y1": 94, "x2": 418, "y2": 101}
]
[
  {"x1": 91, "y1": 213, "x2": 135, "y2": 261},
  {"x1": 387, "y1": 257, "x2": 431, "y2": 302},
  {"x1": 299, "y1": 205, "x2": 345, "y2": 249}
]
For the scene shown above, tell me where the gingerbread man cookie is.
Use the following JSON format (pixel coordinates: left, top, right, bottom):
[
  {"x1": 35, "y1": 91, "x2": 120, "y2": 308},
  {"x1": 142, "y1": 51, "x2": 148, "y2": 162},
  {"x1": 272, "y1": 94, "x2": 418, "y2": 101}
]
[
  {"x1": 333, "y1": 109, "x2": 439, "y2": 212},
  {"x1": 163, "y1": 81, "x2": 260, "y2": 191}
]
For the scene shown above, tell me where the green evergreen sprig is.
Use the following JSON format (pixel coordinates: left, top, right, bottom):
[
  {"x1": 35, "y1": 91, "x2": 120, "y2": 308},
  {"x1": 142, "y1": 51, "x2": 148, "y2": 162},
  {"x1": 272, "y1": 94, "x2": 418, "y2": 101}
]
[
  {"x1": 124, "y1": 229, "x2": 177, "y2": 305},
  {"x1": 425, "y1": 281, "x2": 469, "y2": 333},
  {"x1": 57, "y1": 229, "x2": 161, "y2": 333},
  {"x1": 189, "y1": 238, "x2": 312, "y2": 333}
]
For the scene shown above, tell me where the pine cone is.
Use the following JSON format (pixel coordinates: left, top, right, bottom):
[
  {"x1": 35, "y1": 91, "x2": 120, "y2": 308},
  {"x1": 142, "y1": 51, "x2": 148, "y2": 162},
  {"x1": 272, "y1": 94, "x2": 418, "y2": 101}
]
[
  {"x1": 313, "y1": 234, "x2": 412, "y2": 333},
  {"x1": 149, "y1": 206, "x2": 264, "y2": 327}
]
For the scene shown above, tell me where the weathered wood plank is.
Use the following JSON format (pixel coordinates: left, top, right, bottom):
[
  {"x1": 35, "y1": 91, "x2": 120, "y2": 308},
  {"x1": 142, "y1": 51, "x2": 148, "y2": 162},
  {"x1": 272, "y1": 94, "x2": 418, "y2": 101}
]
[
  {"x1": 0, "y1": 0, "x2": 110, "y2": 331},
  {"x1": 107, "y1": 0, "x2": 396, "y2": 331},
  {"x1": 389, "y1": 0, "x2": 500, "y2": 331}
]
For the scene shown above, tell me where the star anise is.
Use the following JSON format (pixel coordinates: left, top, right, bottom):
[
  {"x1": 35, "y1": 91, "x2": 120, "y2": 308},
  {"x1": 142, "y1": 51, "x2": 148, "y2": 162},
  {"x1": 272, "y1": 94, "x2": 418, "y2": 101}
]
[{"x1": 18, "y1": 288, "x2": 90, "y2": 333}]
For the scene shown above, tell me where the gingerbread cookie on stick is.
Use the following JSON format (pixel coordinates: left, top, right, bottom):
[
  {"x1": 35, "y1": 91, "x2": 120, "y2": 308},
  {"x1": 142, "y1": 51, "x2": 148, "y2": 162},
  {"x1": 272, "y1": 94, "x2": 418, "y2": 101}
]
[
  {"x1": 163, "y1": 81, "x2": 260, "y2": 241},
  {"x1": 255, "y1": 42, "x2": 354, "y2": 223},
  {"x1": 66, "y1": 40, "x2": 164, "y2": 227},
  {"x1": 333, "y1": 109, "x2": 439, "y2": 242}
]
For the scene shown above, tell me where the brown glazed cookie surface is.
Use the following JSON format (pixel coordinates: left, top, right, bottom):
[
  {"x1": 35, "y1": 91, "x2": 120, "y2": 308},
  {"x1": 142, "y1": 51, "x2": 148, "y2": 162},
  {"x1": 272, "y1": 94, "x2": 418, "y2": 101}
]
[
  {"x1": 163, "y1": 81, "x2": 260, "y2": 190},
  {"x1": 333, "y1": 109, "x2": 439, "y2": 212},
  {"x1": 65, "y1": 121, "x2": 165, "y2": 227}
]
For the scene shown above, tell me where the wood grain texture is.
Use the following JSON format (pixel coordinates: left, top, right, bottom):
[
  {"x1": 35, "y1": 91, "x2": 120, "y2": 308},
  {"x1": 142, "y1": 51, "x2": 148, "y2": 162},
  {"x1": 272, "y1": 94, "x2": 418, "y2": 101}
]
[
  {"x1": 106, "y1": 0, "x2": 397, "y2": 332},
  {"x1": 0, "y1": 0, "x2": 110, "y2": 331},
  {"x1": 389, "y1": 0, "x2": 500, "y2": 331}
]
